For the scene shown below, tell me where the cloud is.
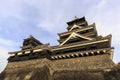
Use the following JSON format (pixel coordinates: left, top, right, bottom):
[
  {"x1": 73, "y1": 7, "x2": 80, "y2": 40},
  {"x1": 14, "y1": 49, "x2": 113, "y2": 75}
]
[
  {"x1": 0, "y1": 38, "x2": 17, "y2": 46},
  {"x1": 0, "y1": 46, "x2": 9, "y2": 72},
  {"x1": 97, "y1": 0, "x2": 108, "y2": 9},
  {"x1": 0, "y1": 0, "x2": 22, "y2": 20}
]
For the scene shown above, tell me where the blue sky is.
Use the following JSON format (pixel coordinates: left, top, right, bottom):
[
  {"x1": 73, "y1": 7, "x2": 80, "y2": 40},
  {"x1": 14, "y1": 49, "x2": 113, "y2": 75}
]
[{"x1": 0, "y1": 0, "x2": 120, "y2": 72}]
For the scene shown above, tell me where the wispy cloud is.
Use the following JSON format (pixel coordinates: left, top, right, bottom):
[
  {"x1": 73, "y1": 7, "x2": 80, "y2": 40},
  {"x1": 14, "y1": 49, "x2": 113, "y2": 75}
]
[
  {"x1": 0, "y1": 38, "x2": 17, "y2": 46},
  {"x1": 0, "y1": 46, "x2": 9, "y2": 72}
]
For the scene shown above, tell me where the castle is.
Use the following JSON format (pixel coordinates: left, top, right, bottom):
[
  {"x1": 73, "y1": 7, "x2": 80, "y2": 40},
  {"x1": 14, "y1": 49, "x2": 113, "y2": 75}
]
[{"x1": 0, "y1": 17, "x2": 119, "y2": 80}]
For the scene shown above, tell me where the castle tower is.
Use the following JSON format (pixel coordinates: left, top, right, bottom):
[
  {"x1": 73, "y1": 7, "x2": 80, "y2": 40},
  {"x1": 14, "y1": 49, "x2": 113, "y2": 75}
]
[
  {"x1": 0, "y1": 17, "x2": 115, "y2": 80},
  {"x1": 50, "y1": 17, "x2": 114, "y2": 61}
]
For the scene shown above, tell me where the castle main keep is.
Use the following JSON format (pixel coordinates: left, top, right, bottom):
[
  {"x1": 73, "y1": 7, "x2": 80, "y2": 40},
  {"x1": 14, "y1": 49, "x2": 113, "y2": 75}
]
[{"x1": 0, "y1": 17, "x2": 117, "y2": 80}]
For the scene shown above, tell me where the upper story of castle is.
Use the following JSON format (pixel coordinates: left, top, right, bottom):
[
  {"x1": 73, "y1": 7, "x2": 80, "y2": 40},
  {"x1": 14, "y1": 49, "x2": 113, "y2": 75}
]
[{"x1": 8, "y1": 16, "x2": 114, "y2": 62}]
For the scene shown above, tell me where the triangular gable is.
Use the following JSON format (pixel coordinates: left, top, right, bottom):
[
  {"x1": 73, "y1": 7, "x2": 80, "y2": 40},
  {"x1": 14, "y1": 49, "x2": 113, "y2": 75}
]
[
  {"x1": 60, "y1": 32, "x2": 93, "y2": 46},
  {"x1": 69, "y1": 24, "x2": 82, "y2": 31}
]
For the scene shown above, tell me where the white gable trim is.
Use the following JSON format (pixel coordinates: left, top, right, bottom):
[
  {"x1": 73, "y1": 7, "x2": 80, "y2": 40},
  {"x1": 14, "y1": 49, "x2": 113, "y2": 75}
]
[
  {"x1": 69, "y1": 24, "x2": 82, "y2": 31},
  {"x1": 60, "y1": 32, "x2": 93, "y2": 46}
]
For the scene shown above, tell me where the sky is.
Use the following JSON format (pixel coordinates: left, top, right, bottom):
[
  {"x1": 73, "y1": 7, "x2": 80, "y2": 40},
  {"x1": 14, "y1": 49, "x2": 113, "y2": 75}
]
[{"x1": 0, "y1": 0, "x2": 120, "y2": 72}]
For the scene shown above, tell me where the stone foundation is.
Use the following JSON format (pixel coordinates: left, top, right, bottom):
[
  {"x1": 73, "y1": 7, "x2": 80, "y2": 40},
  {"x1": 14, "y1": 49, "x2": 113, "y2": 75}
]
[{"x1": 0, "y1": 54, "x2": 115, "y2": 80}]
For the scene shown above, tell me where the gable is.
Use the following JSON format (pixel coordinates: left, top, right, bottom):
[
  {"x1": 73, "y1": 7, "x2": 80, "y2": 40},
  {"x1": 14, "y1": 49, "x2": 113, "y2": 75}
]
[
  {"x1": 60, "y1": 32, "x2": 93, "y2": 46},
  {"x1": 69, "y1": 24, "x2": 82, "y2": 31}
]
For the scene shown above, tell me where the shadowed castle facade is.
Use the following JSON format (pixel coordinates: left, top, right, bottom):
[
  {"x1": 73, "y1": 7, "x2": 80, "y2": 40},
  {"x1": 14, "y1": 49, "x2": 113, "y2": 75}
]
[{"x1": 0, "y1": 17, "x2": 119, "y2": 80}]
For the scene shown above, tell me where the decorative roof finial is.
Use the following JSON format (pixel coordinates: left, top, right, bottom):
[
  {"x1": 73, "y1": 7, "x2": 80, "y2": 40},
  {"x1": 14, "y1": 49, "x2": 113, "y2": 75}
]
[
  {"x1": 29, "y1": 35, "x2": 33, "y2": 38},
  {"x1": 73, "y1": 16, "x2": 78, "y2": 20}
]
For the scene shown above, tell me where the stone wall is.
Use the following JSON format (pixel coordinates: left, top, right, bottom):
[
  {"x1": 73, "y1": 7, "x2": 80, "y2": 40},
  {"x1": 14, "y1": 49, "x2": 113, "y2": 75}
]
[
  {"x1": 1, "y1": 54, "x2": 115, "y2": 80},
  {"x1": 5, "y1": 54, "x2": 114, "y2": 72}
]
